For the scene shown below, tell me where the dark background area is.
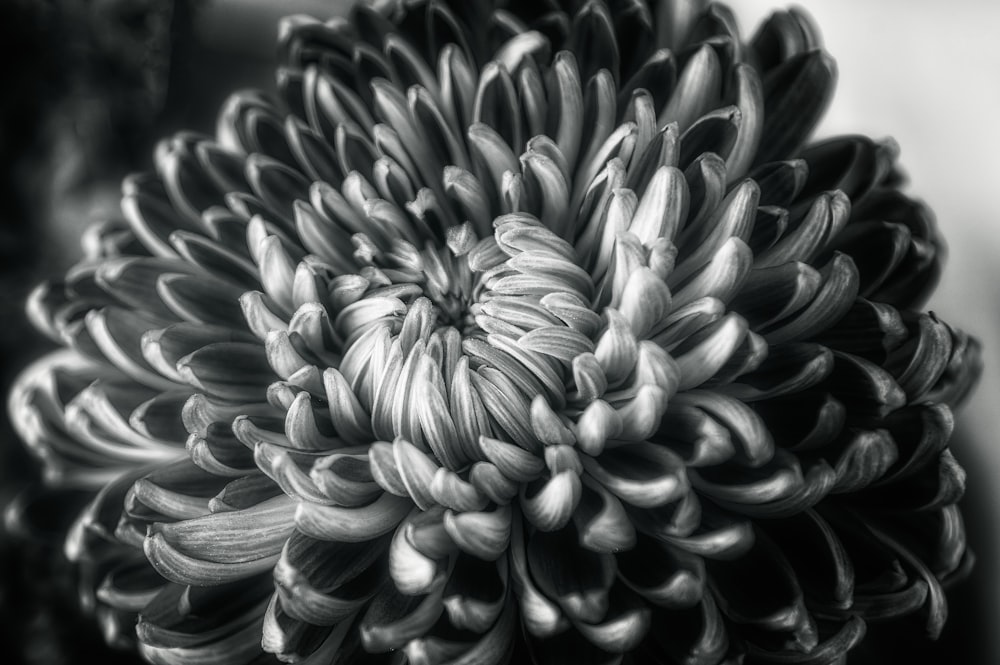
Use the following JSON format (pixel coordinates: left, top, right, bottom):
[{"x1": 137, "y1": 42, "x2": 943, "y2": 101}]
[{"x1": 0, "y1": 1, "x2": 993, "y2": 664}]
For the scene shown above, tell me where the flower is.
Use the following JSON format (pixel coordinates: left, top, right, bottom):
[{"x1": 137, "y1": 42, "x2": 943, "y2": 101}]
[{"x1": 7, "y1": 1, "x2": 982, "y2": 664}]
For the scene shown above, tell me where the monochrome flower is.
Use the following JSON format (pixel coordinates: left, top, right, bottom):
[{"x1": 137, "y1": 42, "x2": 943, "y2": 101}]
[{"x1": 8, "y1": 1, "x2": 981, "y2": 663}]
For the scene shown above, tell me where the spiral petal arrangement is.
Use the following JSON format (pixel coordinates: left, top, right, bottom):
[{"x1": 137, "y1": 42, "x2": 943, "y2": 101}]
[{"x1": 8, "y1": 1, "x2": 981, "y2": 664}]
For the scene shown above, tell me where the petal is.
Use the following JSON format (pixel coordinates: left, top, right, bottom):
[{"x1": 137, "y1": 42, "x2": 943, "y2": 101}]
[
  {"x1": 294, "y1": 492, "x2": 411, "y2": 542},
  {"x1": 527, "y1": 524, "x2": 616, "y2": 624},
  {"x1": 581, "y1": 442, "x2": 689, "y2": 509}
]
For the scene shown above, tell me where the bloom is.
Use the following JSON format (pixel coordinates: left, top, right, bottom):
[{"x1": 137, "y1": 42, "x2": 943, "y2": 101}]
[{"x1": 8, "y1": 0, "x2": 982, "y2": 663}]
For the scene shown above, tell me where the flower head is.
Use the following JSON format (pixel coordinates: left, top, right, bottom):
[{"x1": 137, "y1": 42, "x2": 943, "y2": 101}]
[{"x1": 9, "y1": 1, "x2": 981, "y2": 664}]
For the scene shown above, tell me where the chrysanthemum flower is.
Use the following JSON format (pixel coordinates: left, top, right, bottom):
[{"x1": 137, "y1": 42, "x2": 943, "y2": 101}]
[{"x1": 8, "y1": 1, "x2": 982, "y2": 663}]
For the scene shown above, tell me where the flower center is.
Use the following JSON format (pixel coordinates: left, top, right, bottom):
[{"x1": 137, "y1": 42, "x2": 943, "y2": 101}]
[{"x1": 410, "y1": 244, "x2": 482, "y2": 336}]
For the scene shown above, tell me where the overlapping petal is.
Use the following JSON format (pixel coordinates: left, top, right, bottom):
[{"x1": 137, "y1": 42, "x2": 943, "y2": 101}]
[{"x1": 6, "y1": 1, "x2": 980, "y2": 664}]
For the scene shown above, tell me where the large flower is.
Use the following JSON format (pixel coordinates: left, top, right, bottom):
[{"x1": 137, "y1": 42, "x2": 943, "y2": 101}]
[{"x1": 8, "y1": 1, "x2": 982, "y2": 664}]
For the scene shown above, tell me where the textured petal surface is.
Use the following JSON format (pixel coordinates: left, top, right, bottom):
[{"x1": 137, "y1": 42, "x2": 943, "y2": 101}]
[{"x1": 6, "y1": 1, "x2": 980, "y2": 664}]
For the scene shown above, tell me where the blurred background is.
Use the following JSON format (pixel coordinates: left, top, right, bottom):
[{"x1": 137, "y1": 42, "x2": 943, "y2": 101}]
[{"x1": 0, "y1": 0, "x2": 995, "y2": 663}]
